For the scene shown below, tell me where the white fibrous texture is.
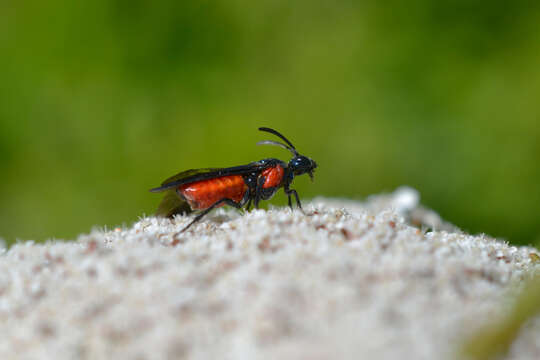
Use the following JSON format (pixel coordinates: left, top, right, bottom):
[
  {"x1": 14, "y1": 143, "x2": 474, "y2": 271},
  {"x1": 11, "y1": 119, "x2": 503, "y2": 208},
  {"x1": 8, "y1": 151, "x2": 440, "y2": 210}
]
[{"x1": 0, "y1": 188, "x2": 538, "y2": 360}]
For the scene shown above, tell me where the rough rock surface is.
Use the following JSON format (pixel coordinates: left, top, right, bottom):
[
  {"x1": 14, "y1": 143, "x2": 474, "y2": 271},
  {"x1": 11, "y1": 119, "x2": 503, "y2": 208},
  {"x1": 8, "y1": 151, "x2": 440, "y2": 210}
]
[{"x1": 0, "y1": 188, "x2": 538, "y2": 359}]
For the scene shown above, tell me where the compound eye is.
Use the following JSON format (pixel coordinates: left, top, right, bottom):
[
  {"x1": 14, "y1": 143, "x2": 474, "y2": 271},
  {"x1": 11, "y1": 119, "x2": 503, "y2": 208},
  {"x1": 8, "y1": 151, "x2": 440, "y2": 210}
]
[
  {"x1": 296, "y1": 156, "x2": 310, "y2": 168},
  {"x1": 291, "y1": 156, "x2": 313, "y2": 175}
]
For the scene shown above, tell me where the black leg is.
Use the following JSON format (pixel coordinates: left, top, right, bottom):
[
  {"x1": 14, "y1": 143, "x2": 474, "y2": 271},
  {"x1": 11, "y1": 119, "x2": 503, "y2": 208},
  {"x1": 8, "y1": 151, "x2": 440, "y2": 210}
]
[
  {"x1": 285, "y1": 188, "x2": 304, "y2": 213},
  {"x1": 240, "y1": 189, "x2": 251, "y2": 213},
  {"x1": 254, "y1": 176, "x2": 265, "y2": 209},
  {"x1": 177, "y1": 198, "x2": 244, "y2": 234}
]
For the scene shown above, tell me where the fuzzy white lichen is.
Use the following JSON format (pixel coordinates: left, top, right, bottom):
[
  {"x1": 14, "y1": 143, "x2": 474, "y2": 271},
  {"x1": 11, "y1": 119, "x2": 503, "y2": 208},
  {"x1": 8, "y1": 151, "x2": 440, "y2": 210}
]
[{"x1": 0, "y1": 188, "x2": 538, "y2": 359}]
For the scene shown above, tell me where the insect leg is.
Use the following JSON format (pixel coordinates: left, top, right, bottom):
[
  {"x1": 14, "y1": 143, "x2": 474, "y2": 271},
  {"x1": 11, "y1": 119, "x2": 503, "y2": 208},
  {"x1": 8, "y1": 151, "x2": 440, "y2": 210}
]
[
  {"x1": 240, "y1": 189, "x2": 251, "y2": 213},
  {"x1": 287, "y1": 193, "x2": 292, "y2": 209},
  {"x1": 178, "y1": 197, "x2": 246, "y2": 234},
  {"x1": 253, "y1": 176, "x2": 266, "y2": 209},
  {"x1": 284, "y1": 188, "x2": 304, "y2": 213}
]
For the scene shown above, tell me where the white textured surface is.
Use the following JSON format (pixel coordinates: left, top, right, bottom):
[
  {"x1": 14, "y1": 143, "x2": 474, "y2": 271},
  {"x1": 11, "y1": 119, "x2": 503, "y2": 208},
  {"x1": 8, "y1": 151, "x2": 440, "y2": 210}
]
[{"x1": 0, "y1": 189, "x2": 539, "y2": 360}]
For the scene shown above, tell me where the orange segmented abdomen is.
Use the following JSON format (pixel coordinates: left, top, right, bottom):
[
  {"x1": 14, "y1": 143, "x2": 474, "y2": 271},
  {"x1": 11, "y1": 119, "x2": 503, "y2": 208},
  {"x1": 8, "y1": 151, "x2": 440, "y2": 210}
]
[
  {"x1": 179, "y1": 175, "x2": 247, "y2": 210},
  {"x1": 260, "y1": 165, "x2": 284, "y2": 188}
]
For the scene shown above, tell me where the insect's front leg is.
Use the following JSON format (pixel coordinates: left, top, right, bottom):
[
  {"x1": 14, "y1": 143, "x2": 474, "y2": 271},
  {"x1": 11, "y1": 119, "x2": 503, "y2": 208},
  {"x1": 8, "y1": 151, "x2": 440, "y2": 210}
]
[{"x1": 284, "y1": 187, "x2": 305, "y2": 214}]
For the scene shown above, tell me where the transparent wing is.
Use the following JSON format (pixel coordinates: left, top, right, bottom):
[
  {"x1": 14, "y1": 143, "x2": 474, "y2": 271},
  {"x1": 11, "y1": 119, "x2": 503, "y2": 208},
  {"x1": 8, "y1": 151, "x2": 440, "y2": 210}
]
[{"x1": 155, "y1": 189, "x2": 193, "y2": 218}]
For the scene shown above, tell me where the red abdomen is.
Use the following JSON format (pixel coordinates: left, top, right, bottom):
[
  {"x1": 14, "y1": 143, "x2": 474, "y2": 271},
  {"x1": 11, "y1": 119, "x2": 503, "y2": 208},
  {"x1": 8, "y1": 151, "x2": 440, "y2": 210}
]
[
  {"x1": 261, "y1": 164, "x2": 285, "y2": 188},
  {"x1": 179, "y1": 175, "x2": 248, "y2": 210}
]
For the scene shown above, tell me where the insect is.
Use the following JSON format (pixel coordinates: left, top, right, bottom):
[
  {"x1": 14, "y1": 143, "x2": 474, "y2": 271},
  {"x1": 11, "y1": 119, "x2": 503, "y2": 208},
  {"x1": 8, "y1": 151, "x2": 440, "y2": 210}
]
[{"x1": 150, "y1": 127, "x2": 317, "y2": 233}]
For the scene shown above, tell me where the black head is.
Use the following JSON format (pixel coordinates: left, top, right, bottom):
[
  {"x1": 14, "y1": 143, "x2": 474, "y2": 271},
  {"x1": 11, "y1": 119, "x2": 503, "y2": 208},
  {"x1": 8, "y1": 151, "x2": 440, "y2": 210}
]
[
  {"x1": 289, "y1": 155, "x2": 317, "y2": 180},
  {"x1": 257, "y1": 127, "x2": 317, "y2": 181}
]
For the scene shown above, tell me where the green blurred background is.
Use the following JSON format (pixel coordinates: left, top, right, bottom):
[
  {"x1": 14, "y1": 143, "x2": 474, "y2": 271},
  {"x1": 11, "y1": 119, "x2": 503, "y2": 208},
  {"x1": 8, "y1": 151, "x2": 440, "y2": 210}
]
[{"x1": 1, "y1": 0, "x2": 539, "y2": 246}]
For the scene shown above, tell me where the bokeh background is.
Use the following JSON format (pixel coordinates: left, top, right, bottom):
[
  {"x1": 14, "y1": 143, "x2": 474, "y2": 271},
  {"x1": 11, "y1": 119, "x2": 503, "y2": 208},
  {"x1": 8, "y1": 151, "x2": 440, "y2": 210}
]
[{"x1": 1, "y1": 1, "x2": 539, "y2": 246}]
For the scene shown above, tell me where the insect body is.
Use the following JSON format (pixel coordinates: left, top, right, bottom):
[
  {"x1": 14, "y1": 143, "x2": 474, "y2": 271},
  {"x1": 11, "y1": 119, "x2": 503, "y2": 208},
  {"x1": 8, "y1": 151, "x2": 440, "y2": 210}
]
[
  {"x1": 150, "y1": 127, "x2": 317, "y2": 233},
  {"x1": 180, "y1": 175, "x2": 247, "y2": 210}
]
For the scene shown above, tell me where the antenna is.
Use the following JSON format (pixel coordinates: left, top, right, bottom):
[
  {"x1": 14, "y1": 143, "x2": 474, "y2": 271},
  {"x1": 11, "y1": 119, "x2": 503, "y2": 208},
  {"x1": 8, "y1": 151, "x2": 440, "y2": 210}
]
[{"x1": 258, "y1": 128, "x2": 296, "y2": 150}]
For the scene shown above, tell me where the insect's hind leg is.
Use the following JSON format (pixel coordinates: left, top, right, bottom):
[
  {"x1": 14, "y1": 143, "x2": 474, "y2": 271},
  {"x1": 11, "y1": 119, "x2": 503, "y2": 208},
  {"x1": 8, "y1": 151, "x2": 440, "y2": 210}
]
[{"x1": 178, "y1": 197, "x2": 246, "y2": 234}]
